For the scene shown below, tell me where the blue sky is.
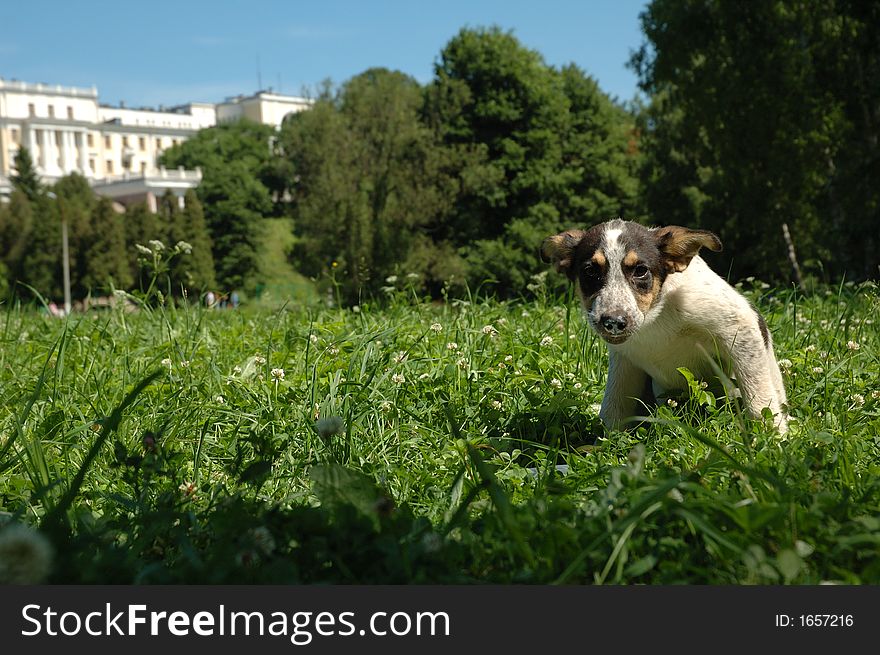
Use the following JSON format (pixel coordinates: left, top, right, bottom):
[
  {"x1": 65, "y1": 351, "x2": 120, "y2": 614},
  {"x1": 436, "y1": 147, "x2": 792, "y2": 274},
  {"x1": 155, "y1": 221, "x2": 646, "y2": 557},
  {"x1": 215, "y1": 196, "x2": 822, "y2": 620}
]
[{"x1": 2, "y1": 0, "x2": 648, "y2": 108}]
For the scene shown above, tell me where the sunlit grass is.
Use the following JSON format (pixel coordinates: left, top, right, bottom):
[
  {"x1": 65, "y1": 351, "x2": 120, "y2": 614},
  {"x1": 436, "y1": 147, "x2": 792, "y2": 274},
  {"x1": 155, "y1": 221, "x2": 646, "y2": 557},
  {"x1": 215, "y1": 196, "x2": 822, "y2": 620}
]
[{"x1": 1, "y1": 279, "x2": 878, "y2": 583}]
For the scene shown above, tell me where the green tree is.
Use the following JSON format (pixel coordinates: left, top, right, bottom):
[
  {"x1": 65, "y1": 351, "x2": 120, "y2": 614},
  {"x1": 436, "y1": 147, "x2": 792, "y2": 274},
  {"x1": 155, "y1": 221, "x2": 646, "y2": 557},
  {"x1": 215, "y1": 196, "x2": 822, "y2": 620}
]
[
  {"x1": 633, "y1": 0, "x2": 879, "y2": 281},
  {"x1": 160, "y1": 121, "x2": 276, "y2": 288},
  {"x1": 0, "y1": 190, "x2": 34, "y2": 290},
  {"x1": 176, "y1": 191, "x2": 216, "y2": 292},
  {"x1": 52, "y1": 173, "x2": 97, "y2": 298},
  {"x1": 81, "y1": 198, "x2": 132, "y2": 292},
  {"x1": 425, "y1": 27, "x2": 641, "y2": 295},
  {"x1": 283, "y1": 68, "x2": 455, "y2": 301},
  {"x1": 21, "y1": 197, "x2": 61, "y2": 300},
  {"x1": 10, "y1": 147, "x2": 42, "y2": 202},
  {"x1": 123, "y1": 201, "x2": 162, "y2": 289}
]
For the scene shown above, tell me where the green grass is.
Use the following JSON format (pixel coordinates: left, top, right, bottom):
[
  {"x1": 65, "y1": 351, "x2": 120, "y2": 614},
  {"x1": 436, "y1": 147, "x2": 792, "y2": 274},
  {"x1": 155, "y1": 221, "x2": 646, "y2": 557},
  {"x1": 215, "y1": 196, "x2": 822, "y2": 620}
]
[{"x1": 0, "y1": 278, "x2": 878, "y2": 584}]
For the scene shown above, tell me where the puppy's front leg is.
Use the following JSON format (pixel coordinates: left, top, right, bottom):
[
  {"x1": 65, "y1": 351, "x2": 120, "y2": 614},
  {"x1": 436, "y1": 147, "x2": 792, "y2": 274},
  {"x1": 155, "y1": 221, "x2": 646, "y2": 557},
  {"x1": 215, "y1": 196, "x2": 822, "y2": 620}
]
[
  {"x1": 600, "y1": 351, "x2": 649, "y2": 430},
  {"x1": 726, "y1": 334, "x2": 789, "y2": 433}
]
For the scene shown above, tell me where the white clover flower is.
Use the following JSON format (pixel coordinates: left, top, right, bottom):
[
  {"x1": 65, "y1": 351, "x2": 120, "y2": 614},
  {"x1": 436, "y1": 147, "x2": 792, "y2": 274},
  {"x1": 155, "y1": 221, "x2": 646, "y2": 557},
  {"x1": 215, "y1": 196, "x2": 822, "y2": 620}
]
[
  {"x1": 352, "y1": 305, "x2": 361, "y2": 313},
  {"x1": 446, "y1": 342, "x2": 459, "y2": 351},
  {"x1": 779, "y1": 358, "x2": 793, "y2": 369},
  {"x1": 391, "y1": 373, "x2": 406, "y2": 385},
  {"x1": 379, "y1": 401, "x2": 393, "y2": 412},
  {"x1": 175, "y1": 240, "x2": 193, "y2": 255},
  {"x1": 871, "y1": 390, "x2": 880, "y2": 401},
  {"x1": 316, "y1": 416, "x2": 344, "y2": 438},
  {"x1": 482, "y1": 325, "x2": 498, "y2": 337},
  {"x1": 0, "y1": 523, "x2": 54, "y2": 584},
  {"x1": 550, "y1": 378, "x2": 562, "y2": 389},
  {"x1": 667, "y1": 398, "x2": 679, "y2": 408},
  {"x1": 160, "y1": 358, "x2": 172, "y2": 368},
  {"x1": 456, "y1": 358, "x2": 468, "y2": 369},
  {"x1": 811, "y1": 366, "x2": 824, "y2": 374},
  {"x1": 271, "y1": 368, "x2": 285, "y2": 380},
  {"x1": 430, "y1": 323, "x2": 443, "y2": 333},
  {"x1": 540, "y1": 336, "x2": 554, "y2": 347},
  {"x1": 215, "y1": 395, "x2": 225, "y2": 404},
  {"x1": 249, "y1": 526, "x2": 276, "y2": 556},
  {"x1": 846, "y1": 340, "x2": 860, "y2": 351},
  {"x1": 254, "y1": 355, "x2": 266, "y2": 365},
  {"x1": 504, "y1": 355, "x2": 513, "y2": 363},
  {"x1": 180, "y1": 359, "x2": 190, "y2": 368},
  {"x1": 418, "y1": 373, "x2": 431, "y2": 381},
  {"x1": 309, "y1": 334, "x2": 319, "y2": 344},
  {"x1": 491, "y1": 400, "x2": 502, "y2": 410},
  {"x1": 135, "y1": 243, "x2": 153, "y2": 256},
  {"x1": 805, "y1": 345, "x2": 817, "y2": 353},
  {"x1": 393, "y1": 351, "x2": 408, "y2": 364},
  {"x1": 385, "y1": 275, "x2": 398, "y2": 284},
  {"x1": 328, "y1": 346, "x2": 340, "y2": 356},
  {"x1": 851, "y1": 393, "x2": 865, "y2": 407},
  {"x1": 233, "y1": 365, "x2": 242, "y2": 375},
  {"x1": 573, "y1": 382, "x2": 583, "y2": 390},
  {"x1": 148, "y1": 239, "x2": 165, "y2": 252},
  {"x1": 406, "y1": 272, "x2": 420, "y2": 280}
]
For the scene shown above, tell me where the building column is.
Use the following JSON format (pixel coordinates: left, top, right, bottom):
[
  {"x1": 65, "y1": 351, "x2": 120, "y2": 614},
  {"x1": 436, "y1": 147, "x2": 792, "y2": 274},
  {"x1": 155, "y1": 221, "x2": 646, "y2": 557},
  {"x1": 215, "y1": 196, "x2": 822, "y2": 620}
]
[
  {"x1": 42, "y1": 129, "x2": 62, "y2": 176},
  {"x1": 27, "y1": 127, "x2": 37, "y2": 159},
  {"x1": 77, "y1": 132, "x2": 92, "y2": 177},
  {"x1": 61, "y1": 131, "x2": 75, "y2": 174}
]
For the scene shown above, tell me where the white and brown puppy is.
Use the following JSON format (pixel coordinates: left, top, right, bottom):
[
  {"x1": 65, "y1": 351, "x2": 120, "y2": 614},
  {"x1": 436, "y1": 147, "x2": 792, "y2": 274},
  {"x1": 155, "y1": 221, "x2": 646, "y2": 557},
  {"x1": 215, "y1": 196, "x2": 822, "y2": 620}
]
[{"x1": 542, "y1": 219, "x2": 788, "y2": 433}]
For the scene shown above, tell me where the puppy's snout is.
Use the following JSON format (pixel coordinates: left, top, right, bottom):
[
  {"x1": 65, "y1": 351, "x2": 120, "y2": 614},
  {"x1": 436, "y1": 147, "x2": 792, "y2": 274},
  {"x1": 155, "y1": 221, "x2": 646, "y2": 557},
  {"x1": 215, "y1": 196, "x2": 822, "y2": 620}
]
[{"x1": 600, "y1": 314, "x2": 628, "y2": 334}]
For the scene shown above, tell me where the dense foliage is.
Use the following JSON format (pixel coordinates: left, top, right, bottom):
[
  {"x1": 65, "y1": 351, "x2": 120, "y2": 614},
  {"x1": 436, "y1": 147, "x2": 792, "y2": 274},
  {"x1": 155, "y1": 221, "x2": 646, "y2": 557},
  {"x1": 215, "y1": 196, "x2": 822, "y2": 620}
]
[
  {"x1": 5, "y1": 8, "x2": 878, "y2": 304},
  {"x1": 633, "y1": 0, "x2": 880, "y2": 282},
  {"x1": 1, "y1": 281, "x2": 878, "y2": 583}
]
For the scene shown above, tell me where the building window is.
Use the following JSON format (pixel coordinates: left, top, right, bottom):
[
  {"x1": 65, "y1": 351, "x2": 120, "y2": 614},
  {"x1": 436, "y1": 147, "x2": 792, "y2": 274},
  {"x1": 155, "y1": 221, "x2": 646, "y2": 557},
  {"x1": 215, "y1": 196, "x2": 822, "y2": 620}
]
[
  {"x1": 106, "y1": 159, "x2": 113, "y2": 174},
  {"x1": 48, "y1": 105, "x2": 55, "y2": 118},
  {"x1": 28, "y1": 103, "x2": 36, "y2": 117},
  {"x1": 89, "y1": 157, "x2": 96, "y2": 171},
  {"x1": 138, "y1": 136, "x2": 145, "y2": 150},
  {"x1": 10, "y1": 128, "x2": 19, "y2": 144},
  {"x1": 67, "y1": 106, "x2": 74, "y2": 120},
  {"x1": 87, "y1": 134, "x2": 94, "y2": 148},
  {"x1": 172, "y1": 139, "x2": 178, "y2": 146},
  {"x1": 122, "y1": 136, "x2": 129, "y2": 147},
  {"x1": 155, "y1": 138, "x2": 162, "y2": 150},
  {"x1": 141, "y1": 162, "x2": 147, "y2": 173},
  {"x1": 104, "y1": 135, "x2": 111, "y2": 148}
]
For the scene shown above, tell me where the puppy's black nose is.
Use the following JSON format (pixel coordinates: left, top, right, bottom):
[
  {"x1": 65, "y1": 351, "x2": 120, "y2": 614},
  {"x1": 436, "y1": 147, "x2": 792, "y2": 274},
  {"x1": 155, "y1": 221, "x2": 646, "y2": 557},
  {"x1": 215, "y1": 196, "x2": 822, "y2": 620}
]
[{"x1": 600, "y1": 315, "x2": 628, "y2": 333}]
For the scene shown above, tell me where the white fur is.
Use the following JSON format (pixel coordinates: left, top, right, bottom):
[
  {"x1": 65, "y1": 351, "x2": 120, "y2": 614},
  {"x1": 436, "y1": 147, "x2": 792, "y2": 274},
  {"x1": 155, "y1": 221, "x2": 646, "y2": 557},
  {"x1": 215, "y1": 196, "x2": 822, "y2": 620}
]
[{"x1": 594, "y1": 254, "x2": 788, "y2": 434}]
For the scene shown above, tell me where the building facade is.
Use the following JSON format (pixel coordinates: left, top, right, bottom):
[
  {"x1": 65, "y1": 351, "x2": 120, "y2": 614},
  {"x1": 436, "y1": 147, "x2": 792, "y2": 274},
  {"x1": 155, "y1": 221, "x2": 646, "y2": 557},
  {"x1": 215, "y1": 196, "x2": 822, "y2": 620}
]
[{"x1": 0, "y1": 78, "x2": 311, "y2": 208}]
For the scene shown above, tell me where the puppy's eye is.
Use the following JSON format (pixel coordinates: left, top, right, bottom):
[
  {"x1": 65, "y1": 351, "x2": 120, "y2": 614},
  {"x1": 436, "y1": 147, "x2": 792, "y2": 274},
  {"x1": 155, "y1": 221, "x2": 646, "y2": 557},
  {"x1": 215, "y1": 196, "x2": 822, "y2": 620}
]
[
  {"x1": 583, "y1": 262, "x2": 598, "y2": 277},
  {"x1": 633, "y1": 264, "x2": 650, "y2": 279}
]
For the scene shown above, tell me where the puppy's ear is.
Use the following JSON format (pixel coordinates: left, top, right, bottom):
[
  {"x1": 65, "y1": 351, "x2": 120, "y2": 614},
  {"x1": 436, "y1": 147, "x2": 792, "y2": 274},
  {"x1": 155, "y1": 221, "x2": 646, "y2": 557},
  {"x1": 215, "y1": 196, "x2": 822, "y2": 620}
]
[
  {"x1": 655, "y1": 226, "x2": 722, "y2": 273},
  {"x1": 541, "y1": 229, "x2": 586, "y2": 279}
]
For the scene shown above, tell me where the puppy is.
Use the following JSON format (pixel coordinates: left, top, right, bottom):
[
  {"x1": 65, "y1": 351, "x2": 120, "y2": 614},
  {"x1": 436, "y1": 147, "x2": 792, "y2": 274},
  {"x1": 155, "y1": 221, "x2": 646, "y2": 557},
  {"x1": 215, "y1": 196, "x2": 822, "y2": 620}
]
[{"x1": 542, "y1": 219, "x2": 788, "y2": 433}]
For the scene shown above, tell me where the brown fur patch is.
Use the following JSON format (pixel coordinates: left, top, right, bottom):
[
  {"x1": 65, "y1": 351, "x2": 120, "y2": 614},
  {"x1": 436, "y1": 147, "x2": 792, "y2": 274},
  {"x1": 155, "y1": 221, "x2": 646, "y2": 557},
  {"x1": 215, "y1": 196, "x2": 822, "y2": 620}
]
[
  {"x1": 541, "y1": 229, "x2": 587, "y2": 278},
  {"x1": 634, "y1": 274, "x2": 662, "y2": 314},
  {"x1": 623, "y1": 250, "x2": 639, "y2": 268},
  {"x1": 592, "y1": 251, "x2": 607, "y2": 268},
  {"x1": 655, "y1": 226, "x2": 722, "y2": 273}
]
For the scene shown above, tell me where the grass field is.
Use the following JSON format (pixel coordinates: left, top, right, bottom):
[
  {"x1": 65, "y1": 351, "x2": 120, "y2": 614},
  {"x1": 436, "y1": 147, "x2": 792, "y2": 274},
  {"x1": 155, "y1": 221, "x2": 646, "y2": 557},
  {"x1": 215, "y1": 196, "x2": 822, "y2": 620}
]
[{"x1": 1, "y1": 277, "x2": 878, "y2": 584}]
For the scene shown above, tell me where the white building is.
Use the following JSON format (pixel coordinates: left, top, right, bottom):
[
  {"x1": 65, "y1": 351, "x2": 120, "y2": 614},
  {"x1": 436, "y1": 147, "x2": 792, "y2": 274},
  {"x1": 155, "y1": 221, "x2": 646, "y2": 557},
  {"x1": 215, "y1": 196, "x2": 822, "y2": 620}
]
[{"x1": 0, "y1": 78, "x2": 312, "y2": 209}]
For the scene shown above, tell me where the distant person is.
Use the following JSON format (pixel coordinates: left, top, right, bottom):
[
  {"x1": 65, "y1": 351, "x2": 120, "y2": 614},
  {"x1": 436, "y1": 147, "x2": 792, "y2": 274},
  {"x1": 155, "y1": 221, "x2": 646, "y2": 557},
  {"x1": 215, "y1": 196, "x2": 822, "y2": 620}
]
[
  {"x1": 205, "y1": 290, "x2": 216, "y2": 308},
  {"x1": 230, "y1": 290, "x2": 240, "y2": 309}
]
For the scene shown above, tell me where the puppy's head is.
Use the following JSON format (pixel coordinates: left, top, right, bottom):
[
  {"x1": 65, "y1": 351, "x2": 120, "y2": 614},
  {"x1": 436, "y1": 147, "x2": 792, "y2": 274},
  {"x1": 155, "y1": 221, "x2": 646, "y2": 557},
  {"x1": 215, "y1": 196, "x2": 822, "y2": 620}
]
[{"x1": 542, "y1": 219, "x2": 721, "y2": 344}]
